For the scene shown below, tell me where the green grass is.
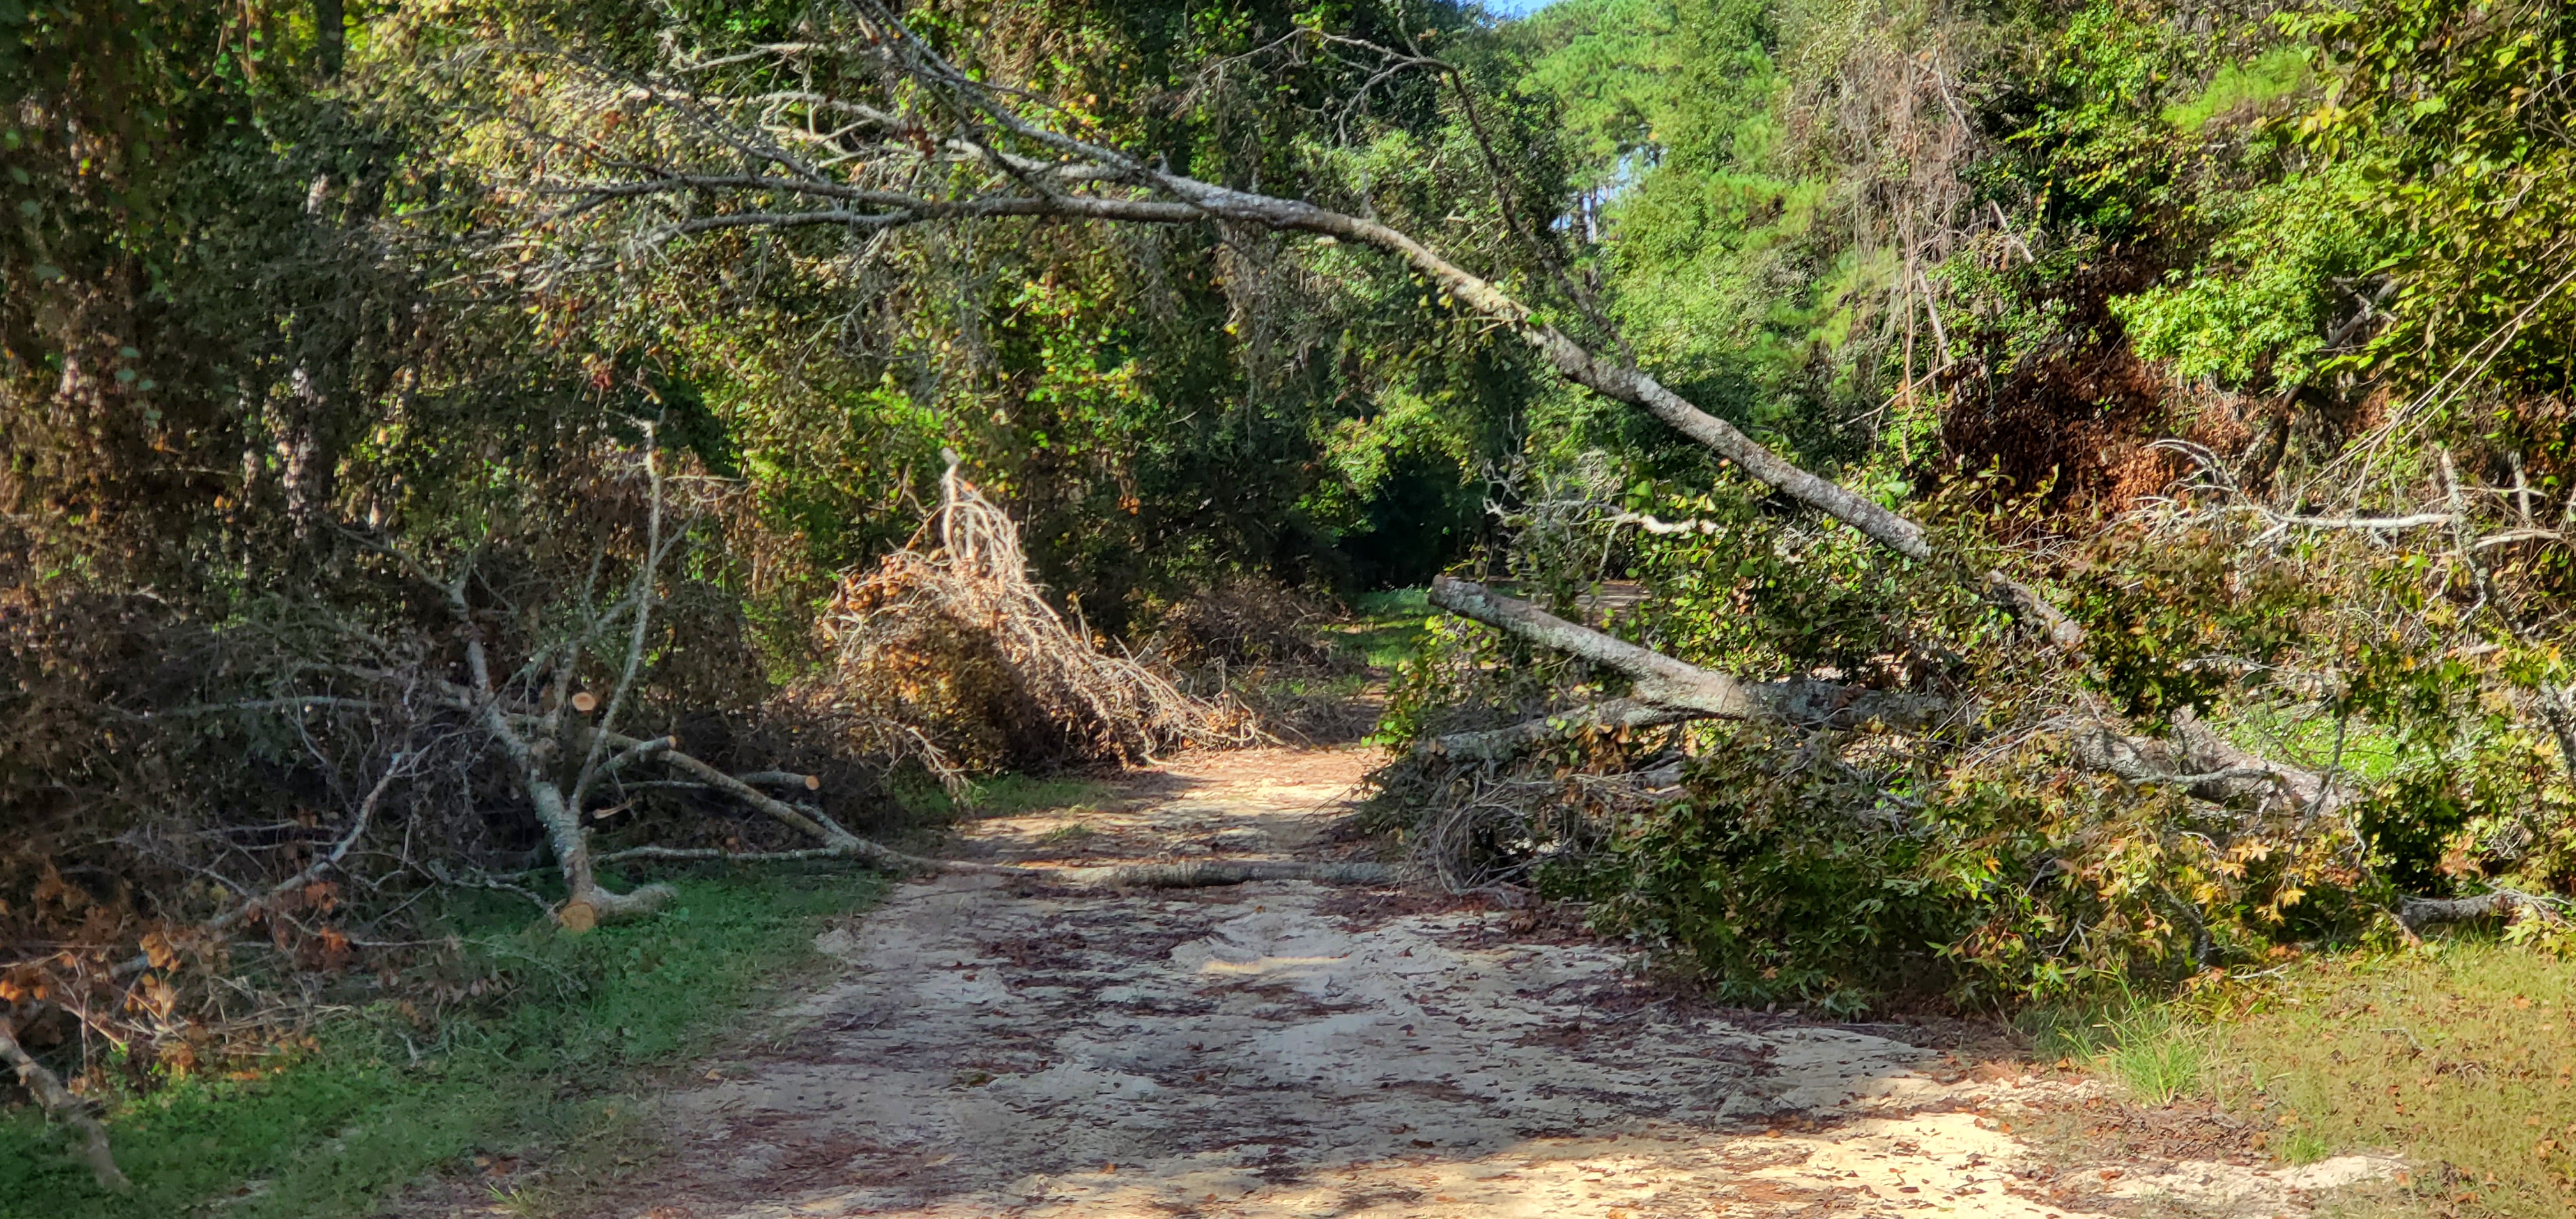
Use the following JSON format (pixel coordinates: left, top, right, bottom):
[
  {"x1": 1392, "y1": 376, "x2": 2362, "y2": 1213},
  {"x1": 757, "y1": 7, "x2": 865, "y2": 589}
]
[
  {"x1": 2283, "y1": 1126, "x2": 2333, "y2": 1165},
  {"x1": 2161, "y1": 45, "x2": 2311, "y2": 131},
  {"x1": 2024, "y1": 1002, "x2": 2208, "y2": 1105},
  {"x1": 1337, "y1": 587, "x2": 1434, "y2": 670},
  {"x1": 0, "y1": 868, "x2": 885, "y2": 1219},
  {"x1": 2217, "y1": 702, "x2": 2410, "y2": 785},
  {"x1": 965, "y1": 773, "x2": 1114, "y2": 815},
  {"x1": 2040, "y1": 939, "x2": 2576, "y2": 1216},
  {"x1": 2105, "y1": 1017, "x2": 2207, "y2": 1106},
  {"x1": 2195, "y1": 939, "x2": 2576, "y2": 1216}
]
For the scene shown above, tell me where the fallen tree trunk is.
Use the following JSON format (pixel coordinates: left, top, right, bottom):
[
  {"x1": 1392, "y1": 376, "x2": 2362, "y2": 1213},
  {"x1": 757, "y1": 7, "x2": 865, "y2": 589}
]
[
  {"x1": 1425, "y1": 576, "x2": 1958, "y2": 758},
  {"x1": 2396, "y1": 887, "x2": 2567, "y2": 931},
  {"x1": 1423, "y1": 579, "x2": 2344, "y2": 820},
  {"x1": 2398, "y1": 891, "x2": 2519, "y2": 929},
  {"x1": 0, "y1": 1016, "x2": 128, "y2": 1191},
  {"x1": 1429, "y1": 698, "x2": 1716, "y2": 762},
  {"x1": 2064, "y1": 707, "x2": 2331, "y2": 813}
]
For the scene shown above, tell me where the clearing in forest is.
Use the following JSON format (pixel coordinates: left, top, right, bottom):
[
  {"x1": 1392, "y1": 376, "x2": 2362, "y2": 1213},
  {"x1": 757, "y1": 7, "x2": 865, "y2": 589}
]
[{"x1": 571, "y1": 747, "x2": 2391, "y2": 1219}]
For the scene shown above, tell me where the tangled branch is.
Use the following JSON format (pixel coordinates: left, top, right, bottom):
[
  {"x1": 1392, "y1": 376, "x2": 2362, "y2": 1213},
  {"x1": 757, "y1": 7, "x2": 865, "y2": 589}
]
[{"x1": 812, "y1": 455, "x2": 1263, "y2": 786}]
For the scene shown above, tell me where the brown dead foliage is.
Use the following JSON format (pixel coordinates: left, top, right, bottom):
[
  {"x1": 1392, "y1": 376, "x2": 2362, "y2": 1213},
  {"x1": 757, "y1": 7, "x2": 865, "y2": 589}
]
[
  {"x1": 0, "y1": 443, "x2": 939, "y2": 1118},
  {"x1": 1148, "y1": 576, "x2": 1342, "y2": 670},
  {"x1": 1938, "y1": 254, "x2": 2179, "y2": 516},
  {"x1": 801, "y1": 462, "x2": 1262, "y2": 791}
]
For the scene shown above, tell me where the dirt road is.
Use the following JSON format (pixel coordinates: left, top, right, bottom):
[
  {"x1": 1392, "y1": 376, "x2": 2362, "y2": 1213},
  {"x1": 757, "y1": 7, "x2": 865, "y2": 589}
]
[{"x1": 609, "y1": 747, "x2": 2389, "y2": 1219}]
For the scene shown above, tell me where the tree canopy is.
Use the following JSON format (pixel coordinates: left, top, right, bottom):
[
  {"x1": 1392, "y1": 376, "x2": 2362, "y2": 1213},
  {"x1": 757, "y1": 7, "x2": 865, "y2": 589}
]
[{"x1": 5, "y1": 0, "x2": 2575, "y2": 1149}]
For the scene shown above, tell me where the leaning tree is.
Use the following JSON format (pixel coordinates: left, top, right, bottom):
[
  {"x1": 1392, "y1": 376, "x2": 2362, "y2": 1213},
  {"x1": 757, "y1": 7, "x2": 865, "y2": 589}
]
[{"x1": 439, "y1": 0, "x2": 2368, "y2": 808}]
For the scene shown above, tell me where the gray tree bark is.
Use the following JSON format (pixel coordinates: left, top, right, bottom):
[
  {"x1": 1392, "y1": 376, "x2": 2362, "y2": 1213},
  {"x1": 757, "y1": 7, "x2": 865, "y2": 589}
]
[
  {"x1": 1425, "y1": 577, "x2": 1958, "y2": 759},
  {"x1": 0, "y1": 1018, "x2": 128, "y2": 1191}
]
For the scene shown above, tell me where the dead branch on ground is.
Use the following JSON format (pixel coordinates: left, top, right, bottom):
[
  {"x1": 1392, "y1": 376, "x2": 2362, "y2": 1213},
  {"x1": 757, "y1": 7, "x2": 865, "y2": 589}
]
[
  {"x1": 1424, "y1": 576, "x2": 1958, "y2": 758},
  {"x1": 811, "y1": 455, "x2": 1262, "y2": 785},
  {"x1": 0, "y1": 1015, "x2": 127, "y2": 1190},
  {"x1": 1421, "y1": 578, "x2": 2358, "y2": 827}
]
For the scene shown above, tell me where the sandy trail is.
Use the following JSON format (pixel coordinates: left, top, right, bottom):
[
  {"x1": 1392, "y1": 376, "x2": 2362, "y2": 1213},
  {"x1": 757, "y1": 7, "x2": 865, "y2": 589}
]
[{"x1": 613, "y1": 747, "x2": 2386, "y2": 1219}]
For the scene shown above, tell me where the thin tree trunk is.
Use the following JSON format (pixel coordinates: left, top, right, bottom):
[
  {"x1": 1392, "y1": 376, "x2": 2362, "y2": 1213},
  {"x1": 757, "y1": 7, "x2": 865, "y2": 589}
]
[
  {"x1": 1426, "y1": 576, "x2": 1957, "y2": 758},
  {"x1": 0, "y1": 1018, "x2": 128, "y2": 1191}
]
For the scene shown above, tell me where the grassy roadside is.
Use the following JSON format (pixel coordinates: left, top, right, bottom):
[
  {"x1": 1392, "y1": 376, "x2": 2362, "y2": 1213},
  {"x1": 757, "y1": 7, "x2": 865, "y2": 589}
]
[
  {"x1": 2049, "y1": 936, "x2": 2576, "y2": 1218},
  {"x1": 893, "y1": 771, "x2": 1123, "y2": 820},
  {"x1": 0, "y1": 868, "x2": 886, "y2": 1219},
  {"x1": 1338, "y1": 588, "x2": 1434, "y2": 672}
]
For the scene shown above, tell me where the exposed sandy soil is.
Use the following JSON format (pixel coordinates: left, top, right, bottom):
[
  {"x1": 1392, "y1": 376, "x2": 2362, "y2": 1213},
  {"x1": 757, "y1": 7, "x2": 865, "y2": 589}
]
[{"x1": 576, "y1": 746, "x2": 2391, "y2": 1219}]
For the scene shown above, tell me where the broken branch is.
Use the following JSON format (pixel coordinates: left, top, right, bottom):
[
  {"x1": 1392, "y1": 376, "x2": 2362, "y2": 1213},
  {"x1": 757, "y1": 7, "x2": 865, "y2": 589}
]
[
  {"x1": 0, "y1": 1016, "x2": 128, "y2": 1191},
  {"x1": 545, "y1": 12, "x2": 2083, "y2": 644},
  {"x1": 1424, "y1": 576, "x2": 1957, "y2": 758}
]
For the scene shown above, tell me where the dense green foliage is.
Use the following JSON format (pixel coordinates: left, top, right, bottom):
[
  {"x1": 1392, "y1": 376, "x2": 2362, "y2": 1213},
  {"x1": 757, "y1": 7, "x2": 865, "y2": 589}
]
[
  {"x1": 8, "y1": 0, "x2": 2576, "y2": 1190},
  {"x1": 399, "y1": 0, "x2": 1564, "y2": 617},
  {"x1": 1377, "y1": 0, "x2": 2576, "y2": 1011}
]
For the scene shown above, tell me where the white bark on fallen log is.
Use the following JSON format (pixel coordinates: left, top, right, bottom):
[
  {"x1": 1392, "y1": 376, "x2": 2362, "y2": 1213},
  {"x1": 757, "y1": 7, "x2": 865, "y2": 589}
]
[
  {"x1": 737, "y1": 770, "x2": 824, "y2": 791},
  {"x1": 2064, "y1": 706, "x2": 2330, "y2": 811},
  {"x1": 0, "y1": 1017, "x2": 128, "y2": 1191},
  {"x1": 1430, "y1": 698, "x2": 1714, "y2": 761},
  {"x1": 2396, "y1": 887, "x2": 2565, "y2": 931},
  {"x1": 2398, "y1": 891, "x2": 2517, "y2": 929},
  {"x1": 1422, "y1": 581, "x2": 2345, "y2": 816},
  {"x1": 1425, "y1": 577, "x2": 1958, "y2": 759}
]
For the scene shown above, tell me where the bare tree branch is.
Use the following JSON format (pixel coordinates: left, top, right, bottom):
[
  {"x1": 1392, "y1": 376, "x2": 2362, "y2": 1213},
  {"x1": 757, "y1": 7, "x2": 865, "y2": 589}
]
[
  {"x1": 736, "y1": 770, "x2": 824, "y2": 791},
  {"x1": 1424, "y1": 576, "x2": 1958, "y2": 758},
  {"x1": 111, "y1": 747, "x2": 419, "y2": 981},
  {"x1": 502, "y1": 7, "x2": 2078, "y2": 645},
  {"x1": 0, "y1": 1016, "x2": 128, "y2": 1190}
]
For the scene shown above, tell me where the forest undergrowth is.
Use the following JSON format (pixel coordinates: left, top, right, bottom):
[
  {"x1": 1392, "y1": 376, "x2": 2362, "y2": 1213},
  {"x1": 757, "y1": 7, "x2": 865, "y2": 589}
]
[
  {"x1": 8, "y1": 0, "x2": 2576, "y2": 1210},
  {"x1": 0, "y1": 870, "x2": 887, "y2": 1219}
]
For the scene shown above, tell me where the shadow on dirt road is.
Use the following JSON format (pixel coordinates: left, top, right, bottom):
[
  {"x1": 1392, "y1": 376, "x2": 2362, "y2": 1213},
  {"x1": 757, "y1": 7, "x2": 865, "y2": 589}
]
[{"x1": 583, "y1": 747, "x2": 2390, "y2": 1219}]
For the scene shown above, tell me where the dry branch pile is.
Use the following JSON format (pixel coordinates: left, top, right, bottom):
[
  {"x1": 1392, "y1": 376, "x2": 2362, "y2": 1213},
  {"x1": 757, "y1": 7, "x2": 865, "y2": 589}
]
[
  {"x1": 1147, "y1": 576, "x2": 1342, "y2": 670},
  {"x1": 808, "y1": 458, "x2": 1262, "y2": 790},
  {"x1": 0, "y1": 441, "x2": 1304, "y2": 1188}
]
